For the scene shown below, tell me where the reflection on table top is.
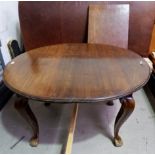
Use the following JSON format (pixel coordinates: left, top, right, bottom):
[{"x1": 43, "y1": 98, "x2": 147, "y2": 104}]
[{"x1": 3, "y1": 43, "x2": 150, "y2": 102}]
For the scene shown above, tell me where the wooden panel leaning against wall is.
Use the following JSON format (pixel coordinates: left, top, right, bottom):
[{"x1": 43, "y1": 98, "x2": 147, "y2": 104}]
[
  {"x1": 88, "y1": 4, "x2": 129, "y2": 49},
  {"x1": 19, "y1": 1, "x2": 155, "y2": 56}
]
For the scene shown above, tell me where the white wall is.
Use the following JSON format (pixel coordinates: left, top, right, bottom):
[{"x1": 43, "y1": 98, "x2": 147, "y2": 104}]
[{"x1": 0, "y1": 1, "x2": 20, "y2": 65}]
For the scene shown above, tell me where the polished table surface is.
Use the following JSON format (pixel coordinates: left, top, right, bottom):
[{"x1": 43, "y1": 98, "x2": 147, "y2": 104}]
[
  {"x1": 3, "y1": 43, "x2": 150, "y2": 102},
  {"x1": 3, "y1": 43, "x2": 151, "y2": 149}
]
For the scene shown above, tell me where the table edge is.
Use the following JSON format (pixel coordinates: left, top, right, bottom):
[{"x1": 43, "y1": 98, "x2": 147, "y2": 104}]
[
  {"x1": 3, "y1": 43, "x2": 151, "y2": 103},
  {"x1": 3, "y1": 71, "x2": 151, "y2": 103}
]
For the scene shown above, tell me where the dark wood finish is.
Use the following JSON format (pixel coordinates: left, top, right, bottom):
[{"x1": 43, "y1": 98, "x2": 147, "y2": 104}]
[
  {"x1": 14, "y1": 96, "x2": 39, "y2": 147},
  {"x1": 88, "y1": 4, "x2": 129, "y2": 48},
  {"x1": 19, "y1": 1, "x2": 155, "y2": 56},
  {"x1": 3, "y1": 43, "x2": 150, "y2": 102},
  {"x1": 114, "y1": 94, "x2": 135, "y2": 147},
  {"x1": 3, "y1": 43, "x2": 151, "y2": 147},
  {"x1": 127, "y1": 2, "x2": 155, "y2": 56},
  {"x1": 88, "y1": 4, "x2": 129, "y2": 107}
]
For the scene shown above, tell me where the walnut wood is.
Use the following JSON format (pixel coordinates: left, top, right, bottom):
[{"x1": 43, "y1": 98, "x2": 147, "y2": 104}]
[
  {"x1": 114, "y1": 95, "x2": 135, "y2": 147},
  {"x1": 3, "y1": 43, "x2": 150, "y2": 102},
  {"x1": 14, "y1": 96, "x2": 39, "y2": 147},
  {"x1": 19, "y1": 1, "x2": 155, "y2": 56},
  {"x1": 88, "y1": 4, "x2": 129, "y2": 48},
  {"x1": 88, "y1": 5, "x2": 129, "y2": 107}
]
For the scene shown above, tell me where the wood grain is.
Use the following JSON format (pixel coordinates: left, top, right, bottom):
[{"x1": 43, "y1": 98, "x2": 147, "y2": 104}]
[
  {"x1": 88, "y1": 4, "x2": 129, "y2": 48},
  {"x1": 3, "y1": 43, "x2": 150, "y2": 102},
  {"x1": 64, "y1": 104, "x2": 78, "y2": 154},
  {"x1": 19, "y1": 1, "x2": 155, "y2": 56}
]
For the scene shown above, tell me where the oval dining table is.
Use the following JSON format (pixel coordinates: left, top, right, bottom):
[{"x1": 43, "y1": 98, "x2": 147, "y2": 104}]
[{"x1": 3, "y1": 43, "x2": 150, "y2": 153}]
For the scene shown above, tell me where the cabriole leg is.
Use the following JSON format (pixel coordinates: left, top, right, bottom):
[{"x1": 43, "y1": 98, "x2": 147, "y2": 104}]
[
  {"x1": 114, "y1": 95, "x2": 135, "y2": 147},
  {"x1": 14, "y1": 96, "x2": 39, "y2": 147}
]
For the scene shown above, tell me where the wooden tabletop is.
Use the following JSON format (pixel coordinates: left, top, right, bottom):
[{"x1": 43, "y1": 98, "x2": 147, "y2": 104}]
[{"x1": 3, "y1": 43, "x2": 150, "y2": 102}]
